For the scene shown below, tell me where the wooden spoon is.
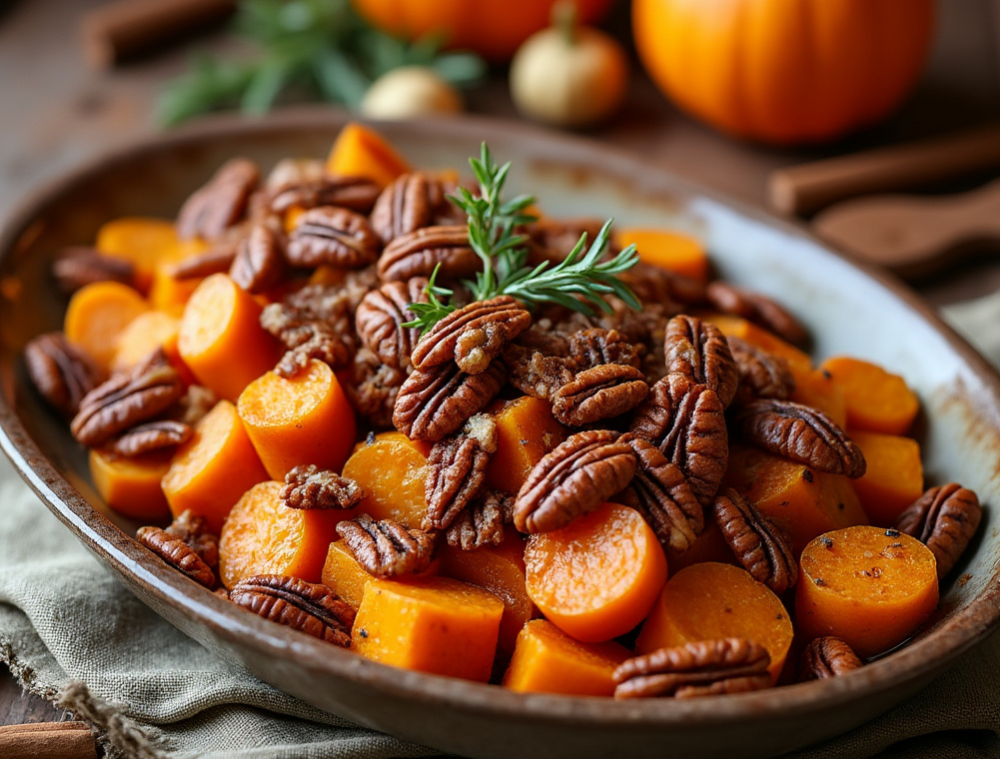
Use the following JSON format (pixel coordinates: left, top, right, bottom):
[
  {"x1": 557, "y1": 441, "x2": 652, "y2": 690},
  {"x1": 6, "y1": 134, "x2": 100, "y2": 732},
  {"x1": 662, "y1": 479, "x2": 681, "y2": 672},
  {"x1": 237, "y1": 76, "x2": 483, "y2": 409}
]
[{"x1": 812, "y1": 178, "x2": 1000, "y2": 278}]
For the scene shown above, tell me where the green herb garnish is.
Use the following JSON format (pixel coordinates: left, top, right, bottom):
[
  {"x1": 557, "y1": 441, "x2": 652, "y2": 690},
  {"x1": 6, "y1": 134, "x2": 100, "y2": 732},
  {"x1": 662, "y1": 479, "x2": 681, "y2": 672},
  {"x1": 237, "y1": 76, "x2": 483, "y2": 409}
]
[
  {"x1": 404, "y1": 144, "x2": 641, "y2": 334},
  {"x1": 157, "y1": 0, "x2": 485, "y2": 126}
]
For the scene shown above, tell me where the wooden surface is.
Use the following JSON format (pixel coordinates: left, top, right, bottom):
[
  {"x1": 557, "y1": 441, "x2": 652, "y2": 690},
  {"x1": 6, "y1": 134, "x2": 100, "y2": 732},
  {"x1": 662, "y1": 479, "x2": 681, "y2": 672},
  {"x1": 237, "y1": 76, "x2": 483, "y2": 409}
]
[{"x1": 1, "y1": 0, "x2": 999, "y2": 746}]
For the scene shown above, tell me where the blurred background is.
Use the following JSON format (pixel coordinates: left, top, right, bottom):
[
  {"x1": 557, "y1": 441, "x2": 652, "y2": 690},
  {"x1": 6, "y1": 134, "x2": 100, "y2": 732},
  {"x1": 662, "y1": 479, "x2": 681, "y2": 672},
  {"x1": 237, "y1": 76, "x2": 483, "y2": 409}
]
[{"x1": 1, "y1": 0, "x2": 1000, "y2": 734}]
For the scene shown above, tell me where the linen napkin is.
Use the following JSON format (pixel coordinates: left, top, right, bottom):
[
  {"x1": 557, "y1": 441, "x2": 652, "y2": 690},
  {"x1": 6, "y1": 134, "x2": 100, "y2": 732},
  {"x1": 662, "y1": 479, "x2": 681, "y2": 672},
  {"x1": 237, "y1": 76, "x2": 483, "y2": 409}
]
[{"x1": 0, "y1": 297, "x2": 999, "y2": 759}]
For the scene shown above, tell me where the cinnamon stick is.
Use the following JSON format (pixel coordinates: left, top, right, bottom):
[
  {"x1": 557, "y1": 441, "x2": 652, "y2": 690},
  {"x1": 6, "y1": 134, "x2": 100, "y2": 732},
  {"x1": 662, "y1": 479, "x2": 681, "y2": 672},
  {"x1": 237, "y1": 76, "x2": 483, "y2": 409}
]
[
  {"x1": 80, "y1": 0, "x2": 237, "y2": 69},
  {"x1": 768, "y1": 123, "x2": 1000, "y2": 216},
  {"x1": 0, "y1": 721, "x2": 97, "y2": 759}
]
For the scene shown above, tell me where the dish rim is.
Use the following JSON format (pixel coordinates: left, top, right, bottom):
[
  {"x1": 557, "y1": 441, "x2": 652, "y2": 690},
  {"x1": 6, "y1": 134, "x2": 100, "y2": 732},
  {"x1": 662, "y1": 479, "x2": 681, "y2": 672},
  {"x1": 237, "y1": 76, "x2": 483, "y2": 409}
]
[{"x1": 2, "y1": 108, "x2": 999, "y2": 729}]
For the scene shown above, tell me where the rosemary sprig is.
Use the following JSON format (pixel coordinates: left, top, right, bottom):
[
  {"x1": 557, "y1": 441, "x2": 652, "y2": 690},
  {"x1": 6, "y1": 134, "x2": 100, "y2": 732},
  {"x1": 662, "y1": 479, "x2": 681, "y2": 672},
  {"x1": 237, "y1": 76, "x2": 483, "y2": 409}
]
[
  {"x1": 404, "y1": 144, "x2": 641, "y2": 334},
  {"x1": 157, "y1": 0, "x2": 486, "y2": 126}
]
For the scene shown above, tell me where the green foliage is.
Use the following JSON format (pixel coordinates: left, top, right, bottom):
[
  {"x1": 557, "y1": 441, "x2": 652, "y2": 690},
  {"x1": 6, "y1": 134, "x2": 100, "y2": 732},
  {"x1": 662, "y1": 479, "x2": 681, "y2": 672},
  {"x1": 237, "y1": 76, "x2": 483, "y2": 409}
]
[
  {"x1": 405, "y1": 144, "x2": 641, "y2": 334},
  {"x1": 157, "y1": 0, "x2": 486, "y2": 126}
]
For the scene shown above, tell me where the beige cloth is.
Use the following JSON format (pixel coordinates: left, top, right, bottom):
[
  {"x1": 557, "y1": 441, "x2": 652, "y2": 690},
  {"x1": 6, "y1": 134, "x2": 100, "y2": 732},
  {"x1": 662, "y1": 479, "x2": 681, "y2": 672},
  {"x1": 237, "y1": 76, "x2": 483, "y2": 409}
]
[{"x1": 1, "y1": 298, "x2": 1000, "y2": 758}]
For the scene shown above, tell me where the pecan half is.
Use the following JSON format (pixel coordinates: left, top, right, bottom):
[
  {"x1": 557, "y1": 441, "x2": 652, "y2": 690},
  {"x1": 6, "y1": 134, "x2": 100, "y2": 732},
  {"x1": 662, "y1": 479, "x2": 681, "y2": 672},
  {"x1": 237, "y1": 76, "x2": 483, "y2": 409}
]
[
  {"x1": 70, "y1": 353, "x2": 185, "y2": 447},
  {"x1": 110, "y1": 420, "x2": 192, "y2": 458},
  {"x1": 177, "y1": 158, "x2": 259, "y2": 241},
  {"x1": 798, "y1": 637, "x2": 864, "y2": 681},
  {"x1": 552, "y1": 364, "x2": 649, "y2": 427},
  {"x1": 270, "y1": 176, "x2": 381, "y2": 216},
  {"x1": 713, "y1": 488, "x2": 798, "y2": 593},
  {"x1": 629, "y1": 373, "x2": 728, "y2": 507},
  {"x1": 706, "y1": 282, "x2": 808, "y2": 347},
  {"x1": 336, "y1": 514, "x2": 437, "y2": 578},
  {"x1": 505, "y1": 344, "x2": 575, "y2": 400},
  {"x1": 568, "y1": 328, "x2": 642, "y2": 370},
  {"x1": 370, "y1": 172, "x2": 450, "y2": 244},
  {"x1": 343, "y1": 348, "x2": 406, "y2": 429},
  {"x1": 424, "y1": 414, "x2": 498, "y2": 530},
  {"x1": 445, "y1": 490, "x2": 514, "y2": 551},
  {"x1": 513, "y1": 430, "x2": 637, "y2": 533},
  {"x1": 264, "y1": 158, "x2": 325, "y2": 192},
  {"x1": 736, "y1": 399, "x2": 866, "y2": 478},
  {"x1": 393, "y1": 358, "x2": 506, "y2": 442},
  {"x1": 727, "y1": 336, "x2": 794, "y2": 405},
  {"x1": 355, "y1": 278, "x2": 429, "y2": 370},
  {"x1": 51, "y1": 247, "x2": 135, "y2": 294},
  {"x1": 895, "y1": 483, "x2": 982, "y2": 579},
  {"x1": 619, "y1": 434, "x2": 703, "y2": 553},
  {"x1": 286, "y1": 206, "x2": 381, "y2": 269},
  {"x1": 24, "y1": 332, "x2": 102, "y2": 416},
  {"x1": 229, "y1": 574, "x2": 355, "y2": 646},
  {"x1": 614, "y1": 638, "x2": 772, "y2": 699},
  {"x1": 171, "y1": 243, "x2": 240, "y2": 280},
  {"x1": 282, "y1": 464, "x2": 364, "y2": 510},
  {"x1": 229, "y1": 223, "x2": 286, "y2": 294},
  {"x1": 137, "y1": 510, "x2": 218, "y2": 588},
  {"x1": 664, "y1": 315, "x2": 739, "y2": 410},
  {"x1": 411, "y1": 296, "x2": 532, "y2": 375},
  {"x1": 378, "y1": 225, "x2": 480, "y2": 282},
  {"x1": 526, "y1": 217, "x2": 608, "y2": 262}
]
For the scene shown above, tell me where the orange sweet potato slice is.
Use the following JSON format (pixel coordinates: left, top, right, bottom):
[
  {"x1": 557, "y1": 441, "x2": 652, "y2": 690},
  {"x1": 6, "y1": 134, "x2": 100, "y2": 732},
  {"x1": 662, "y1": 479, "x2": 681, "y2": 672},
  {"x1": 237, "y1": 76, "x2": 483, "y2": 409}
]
[
  {"x1": 325, "y1": 122, "x2": 412, "y2": 189},
  {"x1": 321, "y1": 539, "x2": 438, "y2": 610},
  {"x1": 95, "y1": 217, "x2": 187, "y2": 293},
  {"x1": 703, "y1": 313, "x2": 812, "y2": 377},
  {"x1": 341, "y1": 432, "x2": 431, "y2": 527},
  {"x1": 820, "y1": 356, "x2": 920, "y2": 435},
  {"x1": 237, "y1": 359, "x2": 356, "y2": 481},
  {"x1": 502, "y1": 619, "x2": 630, "y2": 696},
  {"x1": 797, "y1": 526, "x2": 939, "y2": 659},
  {"x1": 524, "y1": 502, "x2": 667, "y2": 643},
  {"x1": 161, "y1": 400, "x2": 270, "y2": 534},
  {"x1": 109, "y1": 309, "x2": 195, "y2": 385},
  {"x1": 485, "y1": 396, "x2": 566, "y2": 494},
  {"x1": 722, "y1": 445, "x2": 868, "y2": 556},
  {"x1": 177, "y1": 273, "x2": 284, "y2": 402},
  {"x1": 438, "y1": 526, "x2": 535, "y2": 655},
  {"x1": 789, "y1": 367, "x2": 848, "y2": 429},
  {"x1": 616, "y1": 228, "x2": 709, "y2": 283},
  {"x1": 218, "y1": 481, "x2": 349, "y2": 588},
  {"x1": 89, "y1": 448, "x2": 172, "y2": 522},
  {"x1": 64, "y1": 280, "x2": 150, "y2": 373},
  {"x1": 352, "y1": 575, "x2": 504, "y2": 682},
  {"x1": 848, "y1": 431, "x2": 924, "y2": 526},
  {"x1": 635, "y1": 562, "x2": 794, "y2": 683}
]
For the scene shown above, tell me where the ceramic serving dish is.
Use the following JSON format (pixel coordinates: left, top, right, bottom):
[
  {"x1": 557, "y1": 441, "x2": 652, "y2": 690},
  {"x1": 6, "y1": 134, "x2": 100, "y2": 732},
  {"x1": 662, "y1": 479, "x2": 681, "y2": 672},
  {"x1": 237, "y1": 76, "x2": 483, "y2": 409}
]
[{"x1": 1, "y1": 110, "x2": 998, "y2": 759}]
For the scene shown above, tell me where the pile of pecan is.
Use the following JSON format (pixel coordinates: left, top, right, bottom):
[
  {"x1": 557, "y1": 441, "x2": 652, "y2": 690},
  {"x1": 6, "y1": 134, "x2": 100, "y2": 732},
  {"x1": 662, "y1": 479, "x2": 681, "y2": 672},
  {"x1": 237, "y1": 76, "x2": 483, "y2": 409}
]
[{"x1": 24, "y1": 152, "x2": 985, "y2": 691}]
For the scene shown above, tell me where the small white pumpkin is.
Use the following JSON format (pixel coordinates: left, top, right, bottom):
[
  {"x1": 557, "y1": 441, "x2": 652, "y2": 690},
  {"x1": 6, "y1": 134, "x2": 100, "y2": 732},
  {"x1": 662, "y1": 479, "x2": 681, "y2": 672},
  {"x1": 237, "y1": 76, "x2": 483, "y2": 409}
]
[
  {"x1": 509, "y1": 4, "x2": 627, "y2": 128},
  {"x1": 360, "y1": 66, "x2": 463, "y2": 119}
]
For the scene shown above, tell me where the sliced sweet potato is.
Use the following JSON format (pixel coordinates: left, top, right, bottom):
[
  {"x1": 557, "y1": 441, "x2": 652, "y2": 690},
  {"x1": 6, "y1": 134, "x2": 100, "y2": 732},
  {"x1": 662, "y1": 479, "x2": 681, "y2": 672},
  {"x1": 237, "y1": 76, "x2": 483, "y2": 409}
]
[
  {"x1": 64, "y1": 280, "x2": 150, "y2": 372},
  {"x1": 524, "y1": 502, "x2": 667, "y2": 643},
  {"x1": 616, "y1": 228, "x2": 709, "y2": 283},
  {"x1": 177, "y1": 273, "x2": 283, "y2": 402},
  {"x1": 325, "y1": 123, "x2": 412, "y2": 189},
  {"x1": 438, "y1": 526, "x2": 535, "y2": 654},
  {"x1": 723, "y1": 445, "x2": 868, "y2": 556},
  {"x1": 352, "y1": 575, "x2": 504, "y2": 682},
  {"x1": 321, "y1": 539, "x2": 438, "y2": 610},
  {"x1": 820, "y1": 356, "x2": 920, "y2": 435},
  {"x1": 848, "y1": 431, "x2": 924, "y2": 526},
  {"x1": 502, "y1": 619, "x2": 630, "y2": 696},
  {"x1": 797, "y1": 526, "x2": 938, "y2": 659},
  {"x1": 89, "y1": 448, "x2": 171, "y2": 522},
  {"x1": 237, "y1": 359, "x2": 356, "y2": 481},
  {"x1": 341, "y1": 431, "x2": 431, "y2": 527},
  {"x1": 161, "y1": 400, "x2": 270, "y2": 533},
  {"x1": 95, "y1": 217, "x2": 185, "y2": 293},
  {"x1": 485, "y1": 396, "x2": 566, "y2": 494},
  {"x1": 109, "y1": 310, "x2": 195, "y2": 385},
  {"x1": 219, "y1": 481, "x2": 350, "y2": 588},
  {"x1": 635, "y1": 562, "x2": 794, "y2": 683}
]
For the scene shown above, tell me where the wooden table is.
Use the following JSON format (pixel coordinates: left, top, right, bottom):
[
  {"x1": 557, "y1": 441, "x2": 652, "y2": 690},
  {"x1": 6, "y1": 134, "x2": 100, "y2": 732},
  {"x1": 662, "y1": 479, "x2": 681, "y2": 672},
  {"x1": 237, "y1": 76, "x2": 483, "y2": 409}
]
[{"x1": 2, "y1": 0, "x2": 1000, "y2": 749}]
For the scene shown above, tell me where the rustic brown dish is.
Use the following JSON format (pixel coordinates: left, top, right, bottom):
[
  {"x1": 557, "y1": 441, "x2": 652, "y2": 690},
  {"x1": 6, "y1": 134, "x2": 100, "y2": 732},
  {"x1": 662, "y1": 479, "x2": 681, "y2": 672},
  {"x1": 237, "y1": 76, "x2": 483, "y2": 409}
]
[{"x1": 1, "y1": 110, "x2": 998, "y2": 759}]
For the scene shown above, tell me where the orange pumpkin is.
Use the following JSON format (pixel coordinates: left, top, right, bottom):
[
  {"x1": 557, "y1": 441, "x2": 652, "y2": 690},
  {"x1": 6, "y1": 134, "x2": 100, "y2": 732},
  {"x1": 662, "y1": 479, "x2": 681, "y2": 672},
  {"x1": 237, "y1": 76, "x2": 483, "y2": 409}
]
[
  {"x1": 632, "y1": 0, "x2": 934, "y2": 145},
  {"x1": 351, "y1": 0, "x2": 616, "y2": 62}
]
